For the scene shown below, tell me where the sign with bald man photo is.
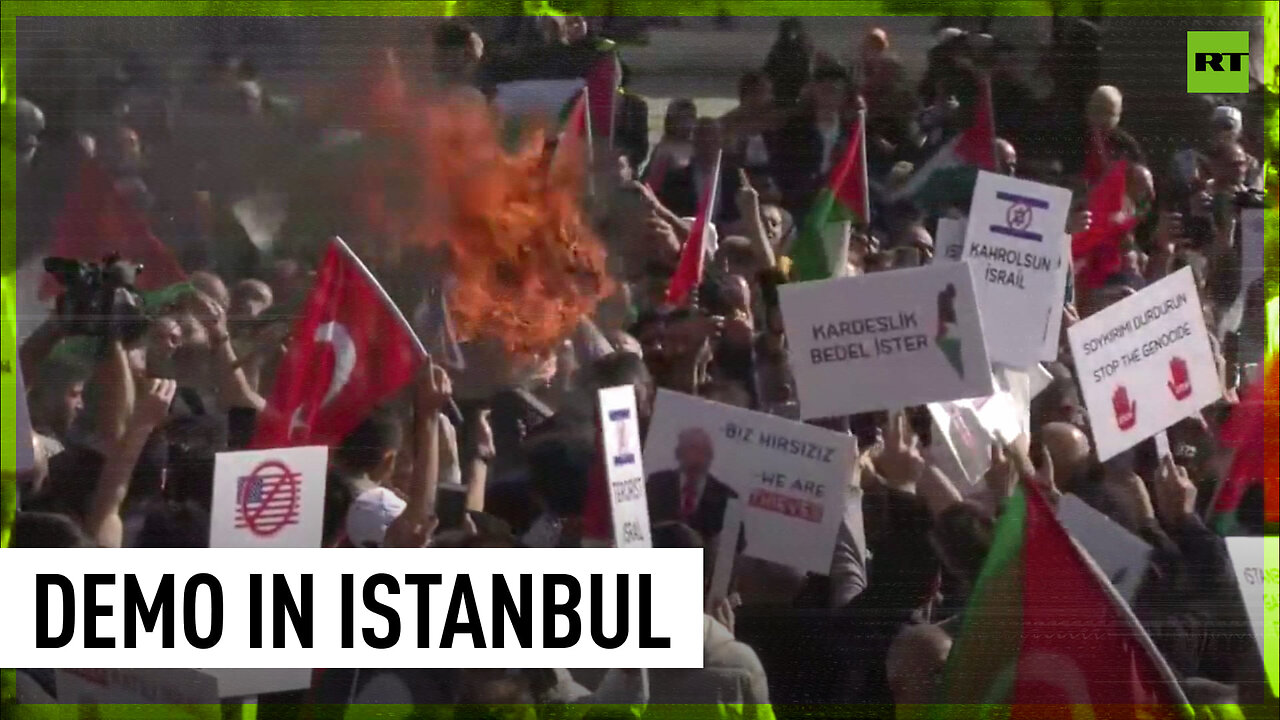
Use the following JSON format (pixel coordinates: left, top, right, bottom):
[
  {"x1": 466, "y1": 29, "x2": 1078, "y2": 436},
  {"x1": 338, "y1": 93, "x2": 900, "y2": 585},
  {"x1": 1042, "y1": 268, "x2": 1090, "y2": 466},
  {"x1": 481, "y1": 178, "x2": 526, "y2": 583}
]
[{"x1": 644, "y1": 390, "x2": 857, "y2": 574}]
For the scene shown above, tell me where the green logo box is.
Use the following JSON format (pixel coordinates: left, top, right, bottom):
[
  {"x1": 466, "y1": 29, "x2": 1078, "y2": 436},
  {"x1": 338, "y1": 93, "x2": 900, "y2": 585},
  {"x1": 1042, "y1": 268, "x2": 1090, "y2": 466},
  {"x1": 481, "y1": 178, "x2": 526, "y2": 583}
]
[{"x1": 1187, "y1": 30, "x2": 1250, "y2": 93}]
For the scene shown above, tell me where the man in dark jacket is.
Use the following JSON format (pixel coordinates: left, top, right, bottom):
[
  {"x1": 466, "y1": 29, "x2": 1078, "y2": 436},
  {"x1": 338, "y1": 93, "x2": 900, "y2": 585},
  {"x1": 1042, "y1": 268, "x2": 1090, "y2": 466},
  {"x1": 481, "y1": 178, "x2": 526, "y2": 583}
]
[{"x1": 647, "y1": 426, "x2": 736, "y2": 537}]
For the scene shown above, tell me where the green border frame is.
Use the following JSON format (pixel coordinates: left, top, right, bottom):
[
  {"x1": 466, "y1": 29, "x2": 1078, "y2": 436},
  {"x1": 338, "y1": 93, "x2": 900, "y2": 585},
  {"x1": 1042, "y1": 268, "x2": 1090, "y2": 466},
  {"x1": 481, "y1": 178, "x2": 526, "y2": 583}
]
[{"x1": 2, "y1": 1, "x2": 1276, "y2": 718}]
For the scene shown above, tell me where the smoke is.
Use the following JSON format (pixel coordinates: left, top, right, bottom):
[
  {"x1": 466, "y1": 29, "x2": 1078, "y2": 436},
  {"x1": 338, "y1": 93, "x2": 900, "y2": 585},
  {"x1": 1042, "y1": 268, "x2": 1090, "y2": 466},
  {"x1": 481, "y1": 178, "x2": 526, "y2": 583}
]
[{"x1": 335, "y1": 49, "x2": 612, "y2": 357}]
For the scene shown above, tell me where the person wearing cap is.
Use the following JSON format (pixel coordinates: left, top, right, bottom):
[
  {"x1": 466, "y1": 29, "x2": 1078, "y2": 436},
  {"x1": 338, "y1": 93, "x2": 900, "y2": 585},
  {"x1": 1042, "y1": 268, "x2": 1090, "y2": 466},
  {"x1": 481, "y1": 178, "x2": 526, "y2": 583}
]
[
  {"x1": 1210, "y1": 105, "x2": 1262, "y2": 190},
  {"x1": 345, "y1": 486, "x2": 409, "y2": 548}
]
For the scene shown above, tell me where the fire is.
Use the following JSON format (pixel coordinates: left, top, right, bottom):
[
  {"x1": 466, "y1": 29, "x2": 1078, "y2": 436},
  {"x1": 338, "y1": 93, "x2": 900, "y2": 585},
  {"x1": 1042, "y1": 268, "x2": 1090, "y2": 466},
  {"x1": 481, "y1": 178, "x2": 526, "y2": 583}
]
[{"x1": 335, "y1": 49, "x2": 612, "y2": 356}]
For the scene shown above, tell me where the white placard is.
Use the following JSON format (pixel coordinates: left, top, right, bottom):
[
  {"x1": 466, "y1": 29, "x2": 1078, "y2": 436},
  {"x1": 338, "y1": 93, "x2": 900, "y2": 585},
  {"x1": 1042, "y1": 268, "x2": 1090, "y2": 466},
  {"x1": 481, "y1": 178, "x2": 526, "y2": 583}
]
[
  {"x1": 1240, "y1": 207, "x2": 1264, "y2": 288},
  {"x1": 934, "y1": 215, "x2": 967, "y2": 263},
  {"x1": 14, "y1": 358, "x2": 36, "y2": 473},
  {"x1": 1057, "y1": 494, "x2": 1152, "y2": 603},
  {"x1": 1153, "y1": 430, "x2": 1171, "y2": 461},
  {"x1": 1040, "y1": 236, "x2": 1072, "y2": 361},
  {"x1": 2, "y1": 548, "x2": 704, "y2": 669},
  {"x1": 1225, "y1": 536, "x2": 1279, "y2": 696},
  {"x1": 964, "y1": 171, "x2": 1072, "y2": 367},
  {"x1": 493, "y1": 78, "x2": 585, "y2": 119},
  {"x1": 1066, "y1": 267, "x2": 1220, "y2": 461},
  {"x1": 210, "y1": 446, "x2": 328, "y2": 548},
  {"x1": 56, "y1": 668, "x2": 220, "y2": 719},
  {"x1": 778, "y1": 262, "x2": 994, "y2": 418},
  {"x1": 598, "y1": 385, "x2": 653, "y2": 548},
  {"x1": 643, "y1": 390, "x2": 856, "y2": 575},
  {"x1": 925, "y1": 382, "x2": 1024, "y2": 493},
  {"x1": 706, "y1": 499, "x2": 743, "y2": 611},
  {"x1": 927, "y1": 400, "x2": 993, "y2": 493}
]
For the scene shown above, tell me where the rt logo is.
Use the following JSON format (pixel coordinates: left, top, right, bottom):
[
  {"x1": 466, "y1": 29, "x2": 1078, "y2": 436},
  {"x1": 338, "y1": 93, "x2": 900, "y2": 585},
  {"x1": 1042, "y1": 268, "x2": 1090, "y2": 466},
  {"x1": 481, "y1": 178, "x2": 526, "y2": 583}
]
[{"x1": 1187, "y1": 31, "x2": 1249, "y2": 93}]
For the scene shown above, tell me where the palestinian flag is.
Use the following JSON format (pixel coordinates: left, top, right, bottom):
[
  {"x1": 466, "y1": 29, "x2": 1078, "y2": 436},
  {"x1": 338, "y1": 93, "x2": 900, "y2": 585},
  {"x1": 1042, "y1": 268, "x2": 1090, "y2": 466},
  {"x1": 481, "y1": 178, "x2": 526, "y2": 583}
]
[
  {"x1": 789, "y1": 110, "x2": 869, "y2": 282},
  {"x1": 890, "y1": 74, "x2": 996, "y2": 213},
  {"x1": 936, "y1": 482, "x2": 1191, "y2": 720},
  {"x1": 549, "y1": 86, "x2": 592, "y2": 183}
]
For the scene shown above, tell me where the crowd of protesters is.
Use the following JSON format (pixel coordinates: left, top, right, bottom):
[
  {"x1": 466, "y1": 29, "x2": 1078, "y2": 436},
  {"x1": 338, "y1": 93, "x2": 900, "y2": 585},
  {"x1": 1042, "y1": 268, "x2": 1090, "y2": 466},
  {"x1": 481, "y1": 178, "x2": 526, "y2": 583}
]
[{"x1": 9, "y1": 13, "x2": 1275, "y2": 720}]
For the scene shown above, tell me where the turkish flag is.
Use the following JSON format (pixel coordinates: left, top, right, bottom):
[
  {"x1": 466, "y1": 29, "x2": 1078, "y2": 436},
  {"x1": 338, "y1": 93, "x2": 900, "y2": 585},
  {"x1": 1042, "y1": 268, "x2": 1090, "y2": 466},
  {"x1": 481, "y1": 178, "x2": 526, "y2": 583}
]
[{"x1": 252, "y1": 238, "x2": 424, "y2": 449}]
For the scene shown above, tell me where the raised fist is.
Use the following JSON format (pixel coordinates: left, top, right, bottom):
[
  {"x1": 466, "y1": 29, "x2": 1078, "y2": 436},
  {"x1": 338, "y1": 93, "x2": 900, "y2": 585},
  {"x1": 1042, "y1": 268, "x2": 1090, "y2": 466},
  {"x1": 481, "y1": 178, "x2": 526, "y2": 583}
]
[
  {"x1": 1112, "y1": 385, "x2": 1137, "y2": 431},
  {"x1": 1167, "y1": 356, "x2": 1192, "y2": 401}
]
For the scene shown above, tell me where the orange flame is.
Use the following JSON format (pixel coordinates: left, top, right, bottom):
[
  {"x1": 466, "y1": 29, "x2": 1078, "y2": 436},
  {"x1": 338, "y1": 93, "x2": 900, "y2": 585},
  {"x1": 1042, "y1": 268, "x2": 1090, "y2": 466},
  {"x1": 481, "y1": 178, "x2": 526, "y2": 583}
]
[{"x1": 333, "y1": 49, "x2": 612, "y2": 357}]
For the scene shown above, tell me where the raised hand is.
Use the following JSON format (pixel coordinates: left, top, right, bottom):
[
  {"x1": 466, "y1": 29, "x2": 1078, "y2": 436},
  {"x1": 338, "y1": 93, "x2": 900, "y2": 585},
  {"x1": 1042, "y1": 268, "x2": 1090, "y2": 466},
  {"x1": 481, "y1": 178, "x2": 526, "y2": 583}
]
[
  {"x1": 1153, "y1": 455, "x2": 1196, "y2": 527},
  {"x1": 1167, "y1": 356, "x2": 1192, "y2": 401},
  {"x1": 1112, "y1": 385, "x2": 1137, "y2": 431},
  {"x1": 877, "y1": 411, "x2": 927, "y2": 487},
  {"x1": 133, "y1": 378, "x2": 177, "y2": 430},
  {"x1": 982, "y1": 441, "x2": 1016, "y2": 500},
  {"x1": 415, "y1": 355, "x2": 453, "y2": 416},
  {"x1": 735, "y1": 168, "x2": 759, "y2": 217}
]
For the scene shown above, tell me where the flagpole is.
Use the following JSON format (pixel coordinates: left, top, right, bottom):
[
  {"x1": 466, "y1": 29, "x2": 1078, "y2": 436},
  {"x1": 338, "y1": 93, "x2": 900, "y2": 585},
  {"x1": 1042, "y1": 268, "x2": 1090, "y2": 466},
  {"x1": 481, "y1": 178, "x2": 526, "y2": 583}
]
[
  {"x1": 329, "y1": 236, "x2": 427, "y2": 358},
  {"x1": 858, "y1": 107, "x2": 870, "y2": 228},
  {"x1": 608, "y1": 51, "x2": 619, "y2": 151},
  {"x1": 981, "y1": 71, "x2": 998, "y2": 173},
  {"x1": 582, "y1": 85, "x2": 596, "y2": 199},
  {"x1": 694, "y1": 150, "x2": 724, "y2": 290},
  {"x1": 1039, "y1": 484, "x2": 1195, "y2": 717}
]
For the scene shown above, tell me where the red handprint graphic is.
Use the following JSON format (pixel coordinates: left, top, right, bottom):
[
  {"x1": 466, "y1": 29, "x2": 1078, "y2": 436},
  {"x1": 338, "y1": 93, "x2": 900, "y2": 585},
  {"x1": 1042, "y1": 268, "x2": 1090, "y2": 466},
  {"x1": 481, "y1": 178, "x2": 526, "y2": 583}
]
[
  {"x1": 1167, "y1": 356, "x2": 1192, "y2": 401},
  {"x1": 1112, "y1": 385, "x2": 1137, "y2": 431}
]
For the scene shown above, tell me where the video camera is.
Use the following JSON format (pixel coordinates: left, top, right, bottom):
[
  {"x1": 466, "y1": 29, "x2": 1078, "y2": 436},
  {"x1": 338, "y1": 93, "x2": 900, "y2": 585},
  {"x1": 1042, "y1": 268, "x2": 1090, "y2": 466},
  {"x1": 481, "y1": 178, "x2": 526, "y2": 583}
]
[{"x1": 43, "y1": 255, "x2": 149, "y2": 344}]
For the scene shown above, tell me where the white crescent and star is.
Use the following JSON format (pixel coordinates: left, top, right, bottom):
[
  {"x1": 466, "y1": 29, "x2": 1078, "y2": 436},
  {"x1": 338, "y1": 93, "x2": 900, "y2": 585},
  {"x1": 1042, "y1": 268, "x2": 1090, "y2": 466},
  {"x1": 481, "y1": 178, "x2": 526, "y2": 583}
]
[{"x1": 289, "y1": 320, "x2": 358, "y2": 439}]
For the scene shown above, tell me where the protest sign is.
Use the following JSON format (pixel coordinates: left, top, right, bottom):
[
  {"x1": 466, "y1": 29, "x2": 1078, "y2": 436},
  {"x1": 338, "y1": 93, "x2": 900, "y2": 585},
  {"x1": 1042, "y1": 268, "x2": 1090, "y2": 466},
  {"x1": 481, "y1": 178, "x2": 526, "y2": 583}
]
[
  {"x1": 644, "y1": 390, "x2": 856, "y2": 574},
  {"x1": 1240, "y1": 207, "x2": 1264, "y2": 289},
  {"x1": 779, "y1": 262, "x2": 993, "y2": 418},
  {"x1": 964, "y1": 171, "x2": 1071, "y2": 367},
  {"x1": 56, "y1": 668, "x2": 220, "y2": 720},
  {"x1": 1057, "y1": 494, "x2": 1152, "y2": 603},
  {"x1": 210, "y1": 446, "x2": 328, "y2": 548},
  {"x1": 1066, "y1": 267, "x2": 1219, "y2": 461},
  {"x1": 1225, "y1": 536, "x2": 1280, "y2": 698},
  {"x1": 493, "y1": 78, "x2": 585, "y2": 120},
  {"x1": 707, "y1": 499, "x2": 743, "y2": 611},
  {"x1": 14, "y1": 359, "x2": 35, "y2": 473},
  {"x1": 598, "y1": 385, "x2": 653, "y2": 548},
  {"x1": 926, "y1": 384, "x2": 1024, "y2": 493},
  {"x1": 934, "y1": 216, "x2": 967, "y2": 263}
]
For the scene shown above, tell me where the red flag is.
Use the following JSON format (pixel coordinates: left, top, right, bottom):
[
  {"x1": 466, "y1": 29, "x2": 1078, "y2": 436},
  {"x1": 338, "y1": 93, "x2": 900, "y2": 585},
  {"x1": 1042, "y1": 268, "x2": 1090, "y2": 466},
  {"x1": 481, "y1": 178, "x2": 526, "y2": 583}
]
[
  {"x1": 585, "y1": 52, "x2": 620, "y2": 146},
  {"x1": 1215, "y1": 354, "x2": 1279, "y2": 522},
  {"x1": 253, "y1": 238, "x2": 424, "y2": 449},
  {"x1": 40, "y1": 161, "x2": 187, "y2": 300},
  {"x1": 952, "y1": 73, "x2": 997, "y2": 171},
  {"x1": 665, "y1": 150, "x2": 723, "y2": 307},
  {"x1": 550, "y1": 87, "x2": 591, "y2": 184},
  {"x1": 1071, "y1": 159, "x2": 1137, "y2": 290},
  {"x1": 1083, "y1": 127, "x2": 1110, "y2": 186}
]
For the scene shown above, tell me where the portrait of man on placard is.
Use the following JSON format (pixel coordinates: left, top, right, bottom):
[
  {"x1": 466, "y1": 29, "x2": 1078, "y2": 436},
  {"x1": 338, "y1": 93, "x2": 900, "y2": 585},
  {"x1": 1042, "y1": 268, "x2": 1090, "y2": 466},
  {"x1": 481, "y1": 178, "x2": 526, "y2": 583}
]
[{"x1": 646, "y1": 427, "x2": 737, "y2": 537}]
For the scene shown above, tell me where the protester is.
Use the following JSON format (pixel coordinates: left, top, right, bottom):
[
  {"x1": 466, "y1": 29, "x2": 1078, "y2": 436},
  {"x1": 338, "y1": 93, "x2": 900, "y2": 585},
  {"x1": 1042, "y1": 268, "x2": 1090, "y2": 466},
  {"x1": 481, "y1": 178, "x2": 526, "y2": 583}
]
[{"x1": 9, "y1": 13, "x2": 1273, "y2": 720}]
